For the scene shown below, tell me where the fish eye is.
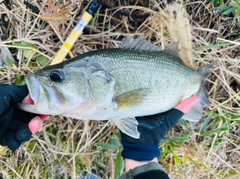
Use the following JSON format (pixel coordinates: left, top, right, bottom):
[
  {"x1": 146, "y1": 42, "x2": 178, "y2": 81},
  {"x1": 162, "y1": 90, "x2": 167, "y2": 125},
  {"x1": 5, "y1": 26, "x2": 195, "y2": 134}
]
[{"x1": 49, "y1": 70, "x2": 64, "y2": 83}]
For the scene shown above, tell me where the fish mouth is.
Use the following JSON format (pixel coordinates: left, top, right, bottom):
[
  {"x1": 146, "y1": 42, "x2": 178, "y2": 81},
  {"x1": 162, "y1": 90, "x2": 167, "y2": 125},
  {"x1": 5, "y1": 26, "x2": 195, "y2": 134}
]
[{"x1": 24, "y1": 74, "x2": 38, "y2": 107}]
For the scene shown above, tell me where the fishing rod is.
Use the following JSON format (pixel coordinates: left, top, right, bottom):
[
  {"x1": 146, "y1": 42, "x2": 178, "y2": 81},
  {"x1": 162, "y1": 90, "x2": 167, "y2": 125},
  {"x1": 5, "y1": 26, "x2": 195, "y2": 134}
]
[
  {"x1": 24, "y1": 0, "x2": 100, "y2": 65},
  {"x1": 50, "y1": 1, "x2": 99, "y2": 65}
]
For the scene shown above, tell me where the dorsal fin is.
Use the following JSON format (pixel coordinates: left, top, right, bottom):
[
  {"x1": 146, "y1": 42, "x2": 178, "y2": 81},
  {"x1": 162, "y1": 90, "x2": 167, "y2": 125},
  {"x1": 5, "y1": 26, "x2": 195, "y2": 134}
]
[
  {"x1": 120, "y1": 36, "x2": 162, "y2": 51},
  {"x1": 165, "y1": 43, "x2": 179, "y2": 57}
]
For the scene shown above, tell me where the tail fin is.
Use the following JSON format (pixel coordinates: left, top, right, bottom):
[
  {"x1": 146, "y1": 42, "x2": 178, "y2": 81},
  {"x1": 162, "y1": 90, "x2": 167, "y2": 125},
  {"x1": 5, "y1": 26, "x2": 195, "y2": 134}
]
[
  {"x1": 196, "y1": 65, "x2": 214, "y2": 107},
  {"x1": 182, "y1": 65, "x2": 213, "y2": 122}
]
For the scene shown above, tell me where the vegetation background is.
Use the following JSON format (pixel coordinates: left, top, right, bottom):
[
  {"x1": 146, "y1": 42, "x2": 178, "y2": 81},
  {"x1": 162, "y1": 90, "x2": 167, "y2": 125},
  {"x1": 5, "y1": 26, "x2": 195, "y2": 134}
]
[{"x1": 0, "y1": 0, "x2": 239, "y2": 178}]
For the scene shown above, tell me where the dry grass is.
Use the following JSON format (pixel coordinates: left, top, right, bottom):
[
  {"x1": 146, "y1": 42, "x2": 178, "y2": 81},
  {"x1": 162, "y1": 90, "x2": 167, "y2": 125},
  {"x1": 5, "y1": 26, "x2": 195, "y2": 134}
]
[{"x1": 0, "y1": 0, "x2": 239, "y2": 178}]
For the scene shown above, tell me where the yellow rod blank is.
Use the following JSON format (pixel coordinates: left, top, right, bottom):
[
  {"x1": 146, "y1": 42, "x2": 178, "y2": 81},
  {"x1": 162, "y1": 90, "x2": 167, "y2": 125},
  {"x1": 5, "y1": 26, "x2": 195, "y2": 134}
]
[{"x1": 50, "y1": 12, "x2": 93, "y2": 65}]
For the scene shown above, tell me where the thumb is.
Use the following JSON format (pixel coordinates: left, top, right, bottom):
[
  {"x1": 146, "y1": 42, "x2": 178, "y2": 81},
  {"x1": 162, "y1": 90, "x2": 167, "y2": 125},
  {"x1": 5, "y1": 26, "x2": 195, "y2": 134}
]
[
  {"x1": 28, "y1": 116, "x2": 43, "y2": 132},
  {"x1": 174, "y1": 96, "x2": 200, "y2": 113}
]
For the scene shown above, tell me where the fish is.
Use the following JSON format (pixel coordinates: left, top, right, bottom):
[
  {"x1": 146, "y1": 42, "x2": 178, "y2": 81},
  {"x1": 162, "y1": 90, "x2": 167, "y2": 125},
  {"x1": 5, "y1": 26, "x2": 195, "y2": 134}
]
[{"x1": 18, "y1": 36, "x2": 213, "y2": 139}]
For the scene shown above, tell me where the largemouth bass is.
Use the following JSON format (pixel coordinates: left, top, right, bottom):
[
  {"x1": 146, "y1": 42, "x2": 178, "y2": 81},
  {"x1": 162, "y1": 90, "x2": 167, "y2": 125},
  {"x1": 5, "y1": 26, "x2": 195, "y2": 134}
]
[{"x1": 18, "y1": 37, "x2": 213, "y2": 138}]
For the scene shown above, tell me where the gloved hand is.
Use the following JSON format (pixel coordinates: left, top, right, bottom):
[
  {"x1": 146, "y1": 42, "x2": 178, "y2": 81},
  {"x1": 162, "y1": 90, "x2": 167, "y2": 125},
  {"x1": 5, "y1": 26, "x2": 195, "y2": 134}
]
[
  {"x1": 121, "y1": 96, "x2": 200, "y2": 161},
  {"x1": 0, "y1": 84, "x2": 43, "y2": 150}
]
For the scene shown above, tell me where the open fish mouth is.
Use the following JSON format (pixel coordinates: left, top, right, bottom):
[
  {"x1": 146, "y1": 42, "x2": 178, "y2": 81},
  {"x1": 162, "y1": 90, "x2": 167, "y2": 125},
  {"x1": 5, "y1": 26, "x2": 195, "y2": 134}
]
[
  {"x1": 22, "y1": 94, "x2": 35, "y2": 106},
  {"x1": 17, "y1": 74, "x2": 40, "y2": 113},
  {"x1": 24, "y1": 74, "x2": 40, "y2": 106}
]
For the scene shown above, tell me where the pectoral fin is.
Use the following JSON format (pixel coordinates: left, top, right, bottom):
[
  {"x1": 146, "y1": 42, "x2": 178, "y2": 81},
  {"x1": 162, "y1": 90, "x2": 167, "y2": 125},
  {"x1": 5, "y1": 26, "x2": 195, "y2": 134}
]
[
  {"x1": 182, "y1": 102, "x2": 203, "y2": 122},
  {"x1": 115, "y1": 88, "x2": 150, "y2": 108},
  {"x1": 112, "y1": 118, "x2": 140, "y2": 139}
]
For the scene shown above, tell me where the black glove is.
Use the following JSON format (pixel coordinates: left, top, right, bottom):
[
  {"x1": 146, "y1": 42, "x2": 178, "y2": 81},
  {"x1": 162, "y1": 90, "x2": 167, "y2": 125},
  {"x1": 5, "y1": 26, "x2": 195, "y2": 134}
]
[
  {"x1": 121, "y1": 108, "x2": 184, "y2": 161},
  {"x1": 0, "y1": 84, "x2": 36, "y2": 150}
]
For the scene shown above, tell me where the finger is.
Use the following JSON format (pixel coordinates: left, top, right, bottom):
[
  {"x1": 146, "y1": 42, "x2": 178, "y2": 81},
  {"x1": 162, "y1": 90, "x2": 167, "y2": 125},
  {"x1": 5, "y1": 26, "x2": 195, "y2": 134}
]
[
  {"x1": 0, "y1": 97, "x2": 11, "y2": 115},
  {"x1": 0, "y1": 106, "x2": 14, "y2": 138},
  {"x1": 8, "y1": 119, "x2": 28, "y2": 132},
  {"x1": 22, "y1": 94, "x2": 34, "y2": 104},
  {"x1": 16, "y1": 127, "x2": 32, "y2": 142},
  {"x1": 6, "y1": 119, "x2": 32, "y2": 142},
  {"x1": 40, "y1": 114, "x2": 50, "y2": 120},
  {"x1": 1, "y1": 131, "x2": 21, "y2": 151},
  {"x1": 0, "y1": 85, "x2": 28, "y2": 113},
  {"x1": 174, "y1": 96, "x2": 200, "y2": 113},
  {"x1": 9, "y1": 85, "x2": 29, "y2": 103},
  {"x1": 28, "y1": 116, "x2": 43, "y2": 132},
  {"x1": 13, "y1": 107, "x2": 39, "y2": 123}
]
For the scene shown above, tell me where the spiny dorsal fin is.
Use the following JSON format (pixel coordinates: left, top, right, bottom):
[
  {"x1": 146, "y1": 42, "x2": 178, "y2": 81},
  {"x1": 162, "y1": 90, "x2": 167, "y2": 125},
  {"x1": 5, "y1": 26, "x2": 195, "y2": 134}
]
[
  {"x1": 115, "y1": 88, "x2": 150, "y2": 108},
  {"x1": 120, "y1": 36, "x2": 162, "y2": 51},
  {"x1": 165, "y1": 43, "x2": 179, "y2": 57}
]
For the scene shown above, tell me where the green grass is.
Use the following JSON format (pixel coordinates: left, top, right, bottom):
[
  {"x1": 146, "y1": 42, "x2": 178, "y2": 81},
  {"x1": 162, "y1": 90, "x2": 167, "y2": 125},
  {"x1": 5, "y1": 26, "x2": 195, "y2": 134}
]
[{"x1": 212, "y1": 0, "x2": 240, "y2": 27}]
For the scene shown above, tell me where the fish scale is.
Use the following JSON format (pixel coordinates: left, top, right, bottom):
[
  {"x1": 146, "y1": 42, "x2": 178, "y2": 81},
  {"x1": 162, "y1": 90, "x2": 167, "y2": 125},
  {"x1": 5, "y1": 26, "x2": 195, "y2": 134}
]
[
  {"x1": 91, "y1": 49, "x2": 199, "y2": 93},
  {"x1": 83, "y1": 49, "x2": 200, "y2": 119},
  {"x1": 18, "y1": 37, "x2": 213, "y2": 139}
]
